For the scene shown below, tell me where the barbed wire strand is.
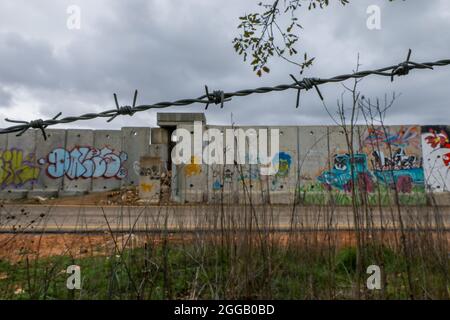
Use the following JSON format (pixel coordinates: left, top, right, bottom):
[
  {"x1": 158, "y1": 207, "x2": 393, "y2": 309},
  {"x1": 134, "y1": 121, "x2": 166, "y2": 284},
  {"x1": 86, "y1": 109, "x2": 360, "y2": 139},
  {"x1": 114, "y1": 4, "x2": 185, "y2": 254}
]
[{"x1": 2, "y1": 49, "x2": 450, "y2": 140}]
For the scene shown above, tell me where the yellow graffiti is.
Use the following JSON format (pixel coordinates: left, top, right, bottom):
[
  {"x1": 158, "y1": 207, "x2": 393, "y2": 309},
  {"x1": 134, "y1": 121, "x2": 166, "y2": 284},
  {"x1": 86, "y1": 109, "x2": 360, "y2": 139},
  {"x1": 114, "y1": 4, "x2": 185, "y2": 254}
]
[
  {"x1": 140, "y1": 183, "x2": 154, "y2": 192},
  {"x1": 0, "y1": 149, "x2": 40, "y2": 187},
  {"x1": 184, "y1": 156, "x2": 202, "y2": 177}
]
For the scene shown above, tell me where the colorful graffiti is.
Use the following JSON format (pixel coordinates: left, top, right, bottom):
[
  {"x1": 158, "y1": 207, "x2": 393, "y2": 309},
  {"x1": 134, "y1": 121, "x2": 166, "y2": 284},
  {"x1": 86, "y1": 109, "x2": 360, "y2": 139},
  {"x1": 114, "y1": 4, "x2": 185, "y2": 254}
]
[
  {"x1": 424, "y1": 128, "x2": 450, "y2": 149},
  {"x1": 0, "y1": 149, "x2": 40, "y2": 188},
  {"x1": 140, "y1": 183, "x2": 154, "y2": 193},
  {"x1": 38, "y1": 147, "x2": 128, "y2": 180},
  {"x1": 238, "y1": 166, "x2": 260, "y2": 183},
  {"x1": 372, "y1": 148, "x2": 420, "y2": 171},
  {"x1": 272, "y1": 152, "x2": 292, "y2": 178},
  {"x1": 270, "y1": 152, "x2": 292, "y2": 191},
  {"x1": 364, "y1": 126, "x2": 420, "y2": 149},
  {"x1": 317, "y1": 153, "x2": 424, "y2": 193},
  {"x1": 185, "y1": 156, "x2": 202, "y2": 177},
  {"x1": 423, "y1": 128, "x2": 450, "y2": 168},
  {"x1": 211, "y1": 167, "x2": 234, "y2": 191},
  {"x1": 212, "y1": 180, "x2": 222, "y2": 191},
  {"x1": 421, "y1": 126, "x2": 450, "y2": 191}
]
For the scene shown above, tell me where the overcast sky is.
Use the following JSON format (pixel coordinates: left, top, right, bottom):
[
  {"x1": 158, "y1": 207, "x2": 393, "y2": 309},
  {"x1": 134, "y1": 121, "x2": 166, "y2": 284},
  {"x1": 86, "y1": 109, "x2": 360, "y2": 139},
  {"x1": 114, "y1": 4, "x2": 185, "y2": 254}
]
[{"x1": 0, "y1": 0, "x2": 449, "y2": 130}]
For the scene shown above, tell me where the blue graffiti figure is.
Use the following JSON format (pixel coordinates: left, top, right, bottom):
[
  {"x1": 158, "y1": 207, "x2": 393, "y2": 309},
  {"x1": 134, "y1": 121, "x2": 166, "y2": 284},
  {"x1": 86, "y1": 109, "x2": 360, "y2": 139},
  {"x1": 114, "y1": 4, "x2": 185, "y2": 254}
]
[
  {"x1": 269, "y1": 152, "x2": 292, "y2": 191},
  {"x1": 213, "y1": 179, "x2": 222, "y2": 190},
  {"x1": 317, "y1": 154, "x2": 371, "y2": 192},
  {"x1": 272, "y1": 152, "x2": 292, "y2": 178},
  {"x1": 317, "y1": 153, "x2": 424, "y2": 193}
]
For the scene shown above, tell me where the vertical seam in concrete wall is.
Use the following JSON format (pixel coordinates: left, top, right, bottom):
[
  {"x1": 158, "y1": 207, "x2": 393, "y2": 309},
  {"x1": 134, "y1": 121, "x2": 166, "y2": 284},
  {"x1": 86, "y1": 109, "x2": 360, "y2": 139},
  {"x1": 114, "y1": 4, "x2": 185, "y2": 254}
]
[
  {"x1": 327, "y1": 126, "x2": 330, "y2": 171},
  {"x1": 90, "y1": 131, "x2": 97, "y2": 193},
  {"x1": 297, "y1": 126, "x2": 300, "y2": 188},
  {"x1": 60, "y1": 129, "x2": 68, "y2": 196},
  {"x1": 120, "y1": 128, "x2": 125, "y2": 190}
]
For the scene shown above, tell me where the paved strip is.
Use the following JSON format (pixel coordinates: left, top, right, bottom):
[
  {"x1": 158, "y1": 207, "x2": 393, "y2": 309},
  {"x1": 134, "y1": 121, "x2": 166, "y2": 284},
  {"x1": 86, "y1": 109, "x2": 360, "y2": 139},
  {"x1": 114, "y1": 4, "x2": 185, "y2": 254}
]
[{"x1": 0, "y1": 204, "x2": 449, "y2": 234}]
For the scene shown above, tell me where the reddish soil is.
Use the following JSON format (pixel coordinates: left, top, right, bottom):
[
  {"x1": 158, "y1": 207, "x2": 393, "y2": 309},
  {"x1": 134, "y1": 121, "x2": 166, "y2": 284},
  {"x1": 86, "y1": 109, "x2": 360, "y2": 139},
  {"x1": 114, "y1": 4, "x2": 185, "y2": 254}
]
[{"x1": 1, "y1": 231, "x2": 447, "y2": 263}]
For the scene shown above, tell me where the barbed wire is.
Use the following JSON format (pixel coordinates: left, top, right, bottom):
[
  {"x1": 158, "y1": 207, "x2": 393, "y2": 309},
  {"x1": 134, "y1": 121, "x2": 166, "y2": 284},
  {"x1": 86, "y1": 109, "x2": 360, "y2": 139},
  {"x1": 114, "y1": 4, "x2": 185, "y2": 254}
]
[{"x1": 1, "y1": 49, "x2": 450, "y2": 140}]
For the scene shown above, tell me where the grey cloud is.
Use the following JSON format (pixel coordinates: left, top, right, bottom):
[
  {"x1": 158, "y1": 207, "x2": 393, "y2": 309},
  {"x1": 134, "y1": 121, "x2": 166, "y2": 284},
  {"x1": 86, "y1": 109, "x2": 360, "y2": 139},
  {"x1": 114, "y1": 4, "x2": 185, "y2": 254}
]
[
  {"x1": 0, "y1": 0, "x2": 449, "y2": 130},
  {"x1": 0, "y1": 87, "x2": 12, "y2": 108}
]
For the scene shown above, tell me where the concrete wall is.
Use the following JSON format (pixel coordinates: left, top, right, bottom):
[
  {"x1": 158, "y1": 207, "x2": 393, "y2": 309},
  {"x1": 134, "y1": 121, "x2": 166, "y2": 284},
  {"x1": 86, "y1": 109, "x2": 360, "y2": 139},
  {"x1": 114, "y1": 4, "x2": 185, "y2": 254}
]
[
  {"x1": 0, "y1": 127, "x2": 150, "y2": 199},
  {"x1": 189, "y1": 124, "x2": 429, "y2": 205},
  {"x1": 1, "y1": 118, "x2": 449, "y2": 204},
  {"x1": 421, "y1": 125, "x2": 450, "y2": 192},
  {"x1": 0, "y1": 130, "x2": 37, "y2": 199}
]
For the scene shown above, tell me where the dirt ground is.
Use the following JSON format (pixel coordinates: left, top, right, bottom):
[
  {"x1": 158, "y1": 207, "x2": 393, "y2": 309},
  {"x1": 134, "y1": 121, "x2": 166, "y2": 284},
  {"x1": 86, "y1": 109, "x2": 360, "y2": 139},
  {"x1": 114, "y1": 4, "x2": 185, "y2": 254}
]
[
  {"x1": 0, "y1": 234, "x2": 111, "y2": 262},
  {"x1": 0, "y1": 232, "x2": 197, "y2": 262},
  {"x1": 1, "y1": 231, "x2": 447, "y2": 263}
]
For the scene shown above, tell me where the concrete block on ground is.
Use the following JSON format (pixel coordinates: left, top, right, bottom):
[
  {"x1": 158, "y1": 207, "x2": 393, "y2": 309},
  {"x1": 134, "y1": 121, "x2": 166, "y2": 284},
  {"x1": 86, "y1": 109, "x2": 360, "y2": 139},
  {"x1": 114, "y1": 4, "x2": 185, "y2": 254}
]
[
  {"x1": 29, "y1": 129, "x2": 66, "y2": 198},
  {"x1": 121, "y1": 127, "x2": 151, "y2": 188},
  {"x1": 0, "y1": 133, "x2": 9, "y2": 199},
  {"x1": 268, "y1": 126, "x2": 298, "y2": 204},
  {"x1": 138, "y1": 156, "x2": 161, "y2": 203},
  {"x1": 0, "y1": 130, "x2": 37, "y2": 199},
  {"x1": 61, "y1": 129, "x2": 94, "y2": 196},
  {"x1": 298, "y1": 126, "x2": 329, "y2": 195},
  {"x1": 421, "y1": 125, "x2": 450, "y2": 192},
  {"x1": 91, "y1": 130, "x2": 125, "y2": 193},
  {"x1": 206, "y1": 126, "x2": 237, "y2": 204},
  {"x1": 359, "y1": 125, "x2": 424, "y2": 196},
  {"x1": 232, "y1": 126, "x2": 268, "y2": 205},
  {"x1": 176, "y1": 124, "x2": 208, "y2": 203}
]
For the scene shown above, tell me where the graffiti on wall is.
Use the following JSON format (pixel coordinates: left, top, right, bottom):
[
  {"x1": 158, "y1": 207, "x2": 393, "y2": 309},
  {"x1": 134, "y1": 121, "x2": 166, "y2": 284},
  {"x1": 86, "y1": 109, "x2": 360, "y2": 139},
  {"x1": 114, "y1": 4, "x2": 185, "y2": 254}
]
[
  {"x1": 38, "y1": 146, "x2": 128, "y2": 180},
  {"x1": 317, "y1": 126, "x2": 425, "y2": 194},
  {"x1": 318, "y1": 154, "x2": 373, "y2": 192},
  {"x1": 270, "y1": 152, "x2": 292, "y2": 191},
  {"x1": 317, "y1": 152, "x2": 424, "y2": 194},
  {"x1": 139, "y1": 164, "x2": 161, "y2": 180},
  {"x1": 212, "y1": 167, "x2": 233, "y2": 191},
  {"x1": 185, "y1": 156, "x2": 202, "y2": 177},
  {"x1": 363, "y1": 126, "x2": 420, "y2": 149},
  {"x1": 211, "y1": 151, "x2": 294, "y2": 191},
  {"x1": 0, "y1": 149, "x2": 40, "y2": 188},
  {"x1": 140, "y1": 183, "x2": 154, "y2": 193},
  {"x1": 421, "y1": 126, "x2": 450, "y2": 191}
]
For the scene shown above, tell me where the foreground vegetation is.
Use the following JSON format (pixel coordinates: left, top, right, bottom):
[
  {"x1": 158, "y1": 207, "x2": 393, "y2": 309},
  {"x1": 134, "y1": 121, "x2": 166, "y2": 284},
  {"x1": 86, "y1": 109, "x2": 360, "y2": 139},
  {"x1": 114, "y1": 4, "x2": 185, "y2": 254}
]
[{"x1": 0, "y1": 232, "x2": 448, "y2": 300}]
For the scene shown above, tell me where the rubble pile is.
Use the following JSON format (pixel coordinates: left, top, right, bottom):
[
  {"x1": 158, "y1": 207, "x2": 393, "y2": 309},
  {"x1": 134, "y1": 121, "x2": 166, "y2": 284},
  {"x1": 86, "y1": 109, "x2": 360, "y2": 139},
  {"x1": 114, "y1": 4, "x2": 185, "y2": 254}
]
[{"x1": 99, "y1": 187, "x2": 140, "y2": 205}]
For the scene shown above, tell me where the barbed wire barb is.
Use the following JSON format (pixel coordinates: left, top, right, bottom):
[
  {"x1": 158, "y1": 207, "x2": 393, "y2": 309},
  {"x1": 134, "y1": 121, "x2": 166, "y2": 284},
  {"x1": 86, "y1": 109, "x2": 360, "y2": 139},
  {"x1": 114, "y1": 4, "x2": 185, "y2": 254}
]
[
  {"x1": 204, "y1": 85, "x2": 231, "y2": 109},
  {"x1": 107, "y1": 90, "x2": 138, "y2": 123},
  {"x1": 289, "y1": 75, "x2": 323, "y2": 108},
  {"x1": 391, "y1": 49, "x2": 433, "y2": 82},
  {"x1": 4, "y1": 112, "x2": 62, "y2": 140}
]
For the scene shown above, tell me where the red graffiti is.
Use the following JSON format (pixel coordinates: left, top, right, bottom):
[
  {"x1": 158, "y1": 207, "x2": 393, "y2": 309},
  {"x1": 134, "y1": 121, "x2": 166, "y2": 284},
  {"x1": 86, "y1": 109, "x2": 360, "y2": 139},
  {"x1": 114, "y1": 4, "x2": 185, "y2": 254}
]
[
  {"x1": 424, "y1": 129, "x2": 450, "y2": 149},
  {"x1": 444, "y1": 153, "x2": 450, "y2": 167}
]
